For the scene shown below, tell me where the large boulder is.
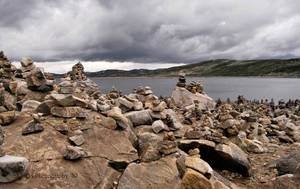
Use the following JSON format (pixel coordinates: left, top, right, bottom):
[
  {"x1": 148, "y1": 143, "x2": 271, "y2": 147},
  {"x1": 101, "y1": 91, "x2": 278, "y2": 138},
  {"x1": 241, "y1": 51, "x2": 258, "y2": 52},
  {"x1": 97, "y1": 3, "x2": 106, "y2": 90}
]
[
  {"x1": 171, "y1": 87, "x2": 215, "y2": 110},
  {"x1": 215, "y1": 142, "x2": 251, "y2": 176},
  {"x1": 0, "y1": 155, "x2": 29, "y2": 183},
  {"x1": 1, "y1": 113, "x2": 135, "y2": 188},
  {"x1": 138, "y1": 133, "x2": 163, "y2": 162},
  {"x1": 118, "y1": 155, "x2": 180, "y2": 189}
]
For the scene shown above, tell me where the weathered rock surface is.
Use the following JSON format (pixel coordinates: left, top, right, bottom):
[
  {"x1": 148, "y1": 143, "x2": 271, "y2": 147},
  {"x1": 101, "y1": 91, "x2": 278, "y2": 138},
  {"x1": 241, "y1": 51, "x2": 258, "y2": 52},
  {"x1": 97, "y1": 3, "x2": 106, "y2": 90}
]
[
  {"x1": 69, "y1": 135, "x2": 85, "y2": 146},
  {"x1": 162, "y1": 109, "x2": 183, "y2": 129},
  {"x1": 118, "y1": 155, "x2": 180, "y2": 189},
  {"x1": 21, "y1": 100, "x2": 41, "y2": 113},
  {"x1": 179, "y1": 168, "x2": 212, "y2": 189},
  {"x1": 0, "y1": 111, "x2": 15, "y2": 125},
  {"x1": 51, "y1": 106, "x2": 88, "y2": 118},
  {"x1": 1, "y1": 114, "x2": 137, "y2": 188},
  {"x1": 46, "y1": 94, "x2": 87, "y2": 107},
  {"x1": 0, "y1": 126, "x2": 4, "y2": 145},
  {"x1": 215, "y1": 142, "x2": 251, "y2": 176},
  {"x1": 184, "y1": 156, "x2": 214, "y2": 178},
  {"x1": 125, "y1": 110, "x2": 153, "y2": 127},
  {"x1": 63, "y1": 145, "x2": 85, "y2": 160},
  {"x1": 22, "y1": 119, "x2": 44, "y2": 135},
  {"x1": 172, "y1": 87, "x2": 216, "y2": 110},
  {"x1": 152, "y1": 120, "x2": 165, "y2": 133},
  {"x1": 273, "y1": 150, "x2": 300, "y2": 175},
  {"x1": 26, "y1": 68, "x2": 53, "y2": 92},
  {"x1": 0, "y1": 155, "x2": 29, "y2": 183}
]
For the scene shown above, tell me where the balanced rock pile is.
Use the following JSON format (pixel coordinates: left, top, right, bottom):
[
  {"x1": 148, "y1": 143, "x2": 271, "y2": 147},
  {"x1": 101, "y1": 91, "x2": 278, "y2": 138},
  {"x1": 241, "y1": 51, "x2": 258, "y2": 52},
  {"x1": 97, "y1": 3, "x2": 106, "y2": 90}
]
[
  {"x1": 172, "y1": 72, "x2": 216, "y2": 110},
  {"x1": 0, "y1": 51, "x2": 299, "y2": 189}
]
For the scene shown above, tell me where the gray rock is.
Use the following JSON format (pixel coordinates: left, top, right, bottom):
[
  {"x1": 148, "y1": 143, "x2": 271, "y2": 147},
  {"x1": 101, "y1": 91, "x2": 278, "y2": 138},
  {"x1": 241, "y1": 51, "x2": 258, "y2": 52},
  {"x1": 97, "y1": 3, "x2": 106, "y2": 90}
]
[
  {"x1": 117, "y1": 155, "x2": 180, "y2": 189},
  {"x1": 0, "y1": 126, "x2": 4, "y2": 145},
  {"x1": 125, "y1": 110, "x2": 153, "y2": 127},
  {"x1": 118, "y1": 97, "x2": 134, "y2": 112},
  {"x1": 0, "y1": 146, "x2": 5, "y2": 157},
  {"x1": 0, "y1": 155, "x2": 29, "y2": 183},
  {"x1": 215, "y1": 142, "x2": 251, "y2": 176},
  {"x1": 58, "y1": 80, "x2": 74, "y2": 94},
  {"x1": 26, "y1": 68, "x2": 53, "y2": 92},
  {"x1": 22, "y1": 119, "x2": 44, "y2": 135},
  {"x1": 46, "y1": 94, "x2": 87, "y2": 107},
  {"x1": 63, "y1": 145, "x2": 85, "y2": 160},
  {"x1": 162, "y1": 109, "x2": 183, "y2": 130},
  {"x1": 274, "y1": 150, "x2": 300, "y2": 175},
  {"x1": 69, "y1": 135, "x2": 85, "y2": 146},
  {"x1": 152, "y1": 120, "x2": 165, "y2": 133},
  {"x1": 171, "y1": 87, "x2": 215, "y2": 110},
  {"x1": 36, "y1": 100, "x2": 56, "y2": 115},
  {"x1": 133, "y1": 101, "x2": 143, "y2": 111},
  {"x1": 20, "y1": 57, "x2": 33, "y2": 67},
  {"x1": 138, "y1": 133, "x2": 162, "y2": 162},
  {"x1": 21, "y1": 100, "x2": 41, "y2": 113},
  {"x1": 51, "y1": 106, "x2": 88, "y2": 118},
  {"x1": 184, "y1": 156, "x2": 214, "y2": 179}
]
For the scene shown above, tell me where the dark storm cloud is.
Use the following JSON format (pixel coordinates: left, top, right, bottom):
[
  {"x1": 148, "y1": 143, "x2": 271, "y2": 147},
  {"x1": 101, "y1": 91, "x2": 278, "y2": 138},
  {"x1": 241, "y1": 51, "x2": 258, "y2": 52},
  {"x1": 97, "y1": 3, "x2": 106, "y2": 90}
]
[{"x1": 1, "y1": 0, "x2": 300, "y2": 63}]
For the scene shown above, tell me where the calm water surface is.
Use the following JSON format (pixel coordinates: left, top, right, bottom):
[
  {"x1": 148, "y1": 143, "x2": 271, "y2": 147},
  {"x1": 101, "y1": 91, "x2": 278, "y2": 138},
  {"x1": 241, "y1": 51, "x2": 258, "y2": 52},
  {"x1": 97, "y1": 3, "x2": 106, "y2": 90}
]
[{"x1": 90, "y1": 77, "x2": 300, "y2": 102}]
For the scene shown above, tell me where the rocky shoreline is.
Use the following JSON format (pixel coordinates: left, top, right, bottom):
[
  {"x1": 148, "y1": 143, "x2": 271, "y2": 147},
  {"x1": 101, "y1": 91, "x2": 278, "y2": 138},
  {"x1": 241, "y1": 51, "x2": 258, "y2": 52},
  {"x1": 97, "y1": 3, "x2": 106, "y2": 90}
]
[{"x1": 0, "y1": 51, "x2": 299, "y2": 189}]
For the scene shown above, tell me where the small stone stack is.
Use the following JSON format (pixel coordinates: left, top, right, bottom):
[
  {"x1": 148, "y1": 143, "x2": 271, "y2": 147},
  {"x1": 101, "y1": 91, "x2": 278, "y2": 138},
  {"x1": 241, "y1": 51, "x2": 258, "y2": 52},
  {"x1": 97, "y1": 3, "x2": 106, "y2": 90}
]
[
  {"x1": 20, "y1": 57, "x2": 36, "y2": 78},
  {"x1": 108, "y1": 86, "x2": 120, "y2": 99},
  {"x1": 186, "y1": 80, "x2": 204, "y2": 94},
  {"x1": 0, "y1": 51, "x2": 16, "y2": 80},
  {"x1": 144, "y1": 86, "x2": 153, "y2": 96},
  {"x1": 176, "y1": 71, "x2": 186, "y2": 87},
  {"x1": 70, "y1": 62, "x2": 87, "y2": 81}
]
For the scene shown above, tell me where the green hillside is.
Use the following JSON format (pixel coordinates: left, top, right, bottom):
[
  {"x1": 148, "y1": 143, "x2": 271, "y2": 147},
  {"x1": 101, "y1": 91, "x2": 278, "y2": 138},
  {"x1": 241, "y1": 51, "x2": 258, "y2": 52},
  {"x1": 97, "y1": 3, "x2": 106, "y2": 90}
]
[
  {"x1": 83, "y1": 58, "x2": 300, "y2": 77},
  {"x1": 145, "y1": 59, "x2": 300, "y2": 77}
]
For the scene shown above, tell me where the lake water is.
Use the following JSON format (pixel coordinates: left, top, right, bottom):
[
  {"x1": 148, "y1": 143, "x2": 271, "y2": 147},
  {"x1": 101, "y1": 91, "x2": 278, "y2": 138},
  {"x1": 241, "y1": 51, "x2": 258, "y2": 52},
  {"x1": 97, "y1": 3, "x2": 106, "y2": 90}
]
[{"x1": 90, "y1": 77, "x2": 300, "y2": 102}]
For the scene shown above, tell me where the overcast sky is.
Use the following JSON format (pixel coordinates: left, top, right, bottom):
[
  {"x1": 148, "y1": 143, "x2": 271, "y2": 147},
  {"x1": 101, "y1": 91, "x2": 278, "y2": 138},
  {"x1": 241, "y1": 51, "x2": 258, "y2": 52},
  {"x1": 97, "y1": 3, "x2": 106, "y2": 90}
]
[{"x1": 1, "y1": 0, "x2": 300, "y2": 73}]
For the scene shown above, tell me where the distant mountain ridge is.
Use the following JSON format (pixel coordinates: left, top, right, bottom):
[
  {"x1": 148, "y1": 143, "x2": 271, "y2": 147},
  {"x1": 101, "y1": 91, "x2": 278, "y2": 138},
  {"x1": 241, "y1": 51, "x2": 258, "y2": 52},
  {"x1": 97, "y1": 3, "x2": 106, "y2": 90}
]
[{"x1": 54, "y1": 58, "x2": 300, "y2": 77}]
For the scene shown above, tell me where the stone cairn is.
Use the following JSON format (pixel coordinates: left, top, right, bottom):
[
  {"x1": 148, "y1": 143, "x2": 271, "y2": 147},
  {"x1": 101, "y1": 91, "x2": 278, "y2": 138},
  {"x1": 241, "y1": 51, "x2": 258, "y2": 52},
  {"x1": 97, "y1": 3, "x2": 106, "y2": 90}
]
[
  {"x1": 0, "y1": 51, "x2": 299, "y2": 188},
  {"x1": 0, "y1": 51, "x2": 16, "y2": 80},
  {"x1": 176, "y1": 71, "x2": 204, "y2": 94},
  {"x1": 70, "y1": 62, "x2": 87, "y2": 81},
  {"x1": 176, "y1": 71, "x2": 186, "y2": 87}
]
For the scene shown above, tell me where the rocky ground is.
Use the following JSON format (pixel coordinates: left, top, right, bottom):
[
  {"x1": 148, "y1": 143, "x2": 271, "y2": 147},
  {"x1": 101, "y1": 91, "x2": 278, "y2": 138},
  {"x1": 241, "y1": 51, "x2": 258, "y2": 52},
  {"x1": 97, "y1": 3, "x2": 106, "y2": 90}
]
[{"x1": 0, "y1": 51, "x2": 299, "y2": 189}]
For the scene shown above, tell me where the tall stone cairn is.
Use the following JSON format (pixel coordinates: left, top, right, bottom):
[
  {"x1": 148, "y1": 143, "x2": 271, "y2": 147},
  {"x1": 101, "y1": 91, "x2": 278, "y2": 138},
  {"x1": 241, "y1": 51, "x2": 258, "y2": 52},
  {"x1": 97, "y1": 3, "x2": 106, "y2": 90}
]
[
  {"x1": 176, "y1": 71, "x2": 186, "y2": 87},
  {"x1": 70, "y1": 62, "x2": 87, "y2": 81},
  {"x1": 0, "y1": 51, "x2": 15, "y2": 80}
]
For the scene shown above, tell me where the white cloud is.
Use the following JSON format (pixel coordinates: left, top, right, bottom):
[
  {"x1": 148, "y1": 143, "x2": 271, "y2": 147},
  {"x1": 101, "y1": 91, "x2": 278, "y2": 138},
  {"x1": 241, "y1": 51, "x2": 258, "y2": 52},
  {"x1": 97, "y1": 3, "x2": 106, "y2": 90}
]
[
  {"x1": 2, "y1": 0, "x2": 300, "y2": 63},
  {"x1": 12, "y1": 61, "x2": 186, "y2": 74}
]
